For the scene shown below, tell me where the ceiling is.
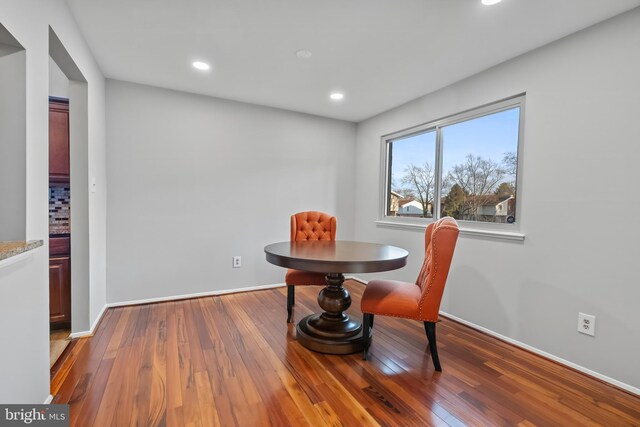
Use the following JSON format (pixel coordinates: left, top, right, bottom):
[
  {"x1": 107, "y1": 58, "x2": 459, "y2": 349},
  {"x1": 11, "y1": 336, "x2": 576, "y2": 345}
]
[{"x1": 64, "y1": 0, "x2": 640, "y2": 122}]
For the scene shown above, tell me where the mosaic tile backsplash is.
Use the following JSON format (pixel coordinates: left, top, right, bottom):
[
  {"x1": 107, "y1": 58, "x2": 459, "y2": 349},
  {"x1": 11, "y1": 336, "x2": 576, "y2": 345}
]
[{"x1": 49, "y1": 185, "x2": 70, "y2": 235}]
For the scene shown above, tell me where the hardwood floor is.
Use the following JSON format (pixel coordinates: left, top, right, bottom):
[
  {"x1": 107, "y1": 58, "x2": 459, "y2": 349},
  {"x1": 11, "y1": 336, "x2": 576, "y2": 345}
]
[{"x1": 52, "y1": 280, "x2": 640, "y2": 426}]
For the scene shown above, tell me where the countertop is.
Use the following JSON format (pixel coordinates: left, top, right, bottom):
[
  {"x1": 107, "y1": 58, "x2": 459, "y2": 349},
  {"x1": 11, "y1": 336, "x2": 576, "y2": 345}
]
[{"x1": 0, "y1": 240, "x2": 44, "y2": 262}]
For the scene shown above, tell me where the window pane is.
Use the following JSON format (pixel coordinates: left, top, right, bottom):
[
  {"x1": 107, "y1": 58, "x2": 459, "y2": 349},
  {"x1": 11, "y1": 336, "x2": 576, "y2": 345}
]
[
  {"x1": 440, "y1": 107, "x2": 519, "y2": 223},
  {"x1": 387, "y1": 130, "x2": 436, "y2": 218}
]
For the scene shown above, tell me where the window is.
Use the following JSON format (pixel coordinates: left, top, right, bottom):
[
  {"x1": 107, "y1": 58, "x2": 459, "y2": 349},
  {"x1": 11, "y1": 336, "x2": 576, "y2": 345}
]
[{"x1": 383, "y1": 95, "x2": 523, "y2": 226}]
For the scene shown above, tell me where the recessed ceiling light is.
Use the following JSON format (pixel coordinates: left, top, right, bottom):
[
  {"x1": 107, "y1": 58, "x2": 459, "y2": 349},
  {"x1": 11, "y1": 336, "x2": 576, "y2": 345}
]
[
  {"x1": 481, "y1": 0, "x2": 502, "y2": 5},
  {"x1": 192, "y1": 61, "x2": 210, "y2": 71},
  {"x1": 295, "y1": 50, "x2": 313, "y2": 59},
  {"x1": 330, "y1": 92, "x2": 344, "y2": 101}
]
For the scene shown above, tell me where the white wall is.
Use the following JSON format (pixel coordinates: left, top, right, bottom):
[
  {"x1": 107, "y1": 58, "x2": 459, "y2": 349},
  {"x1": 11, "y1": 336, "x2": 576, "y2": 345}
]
[
  {"x1": 68, "y1": 82, "x2": 91, "y2": 333},
  {"x1": 0, "y1": 250, "x2": 48, "y2": 402},
  {"x1": 0, "y1": 49, "x2": 25, "y2": 240},
  {"x1": 0, "y1": 0, "x2": 106, "y2": 403},
  {"x1": 106, "y1": 80, "x2": 356, "y2": 303},
  {"x1": 354, "y1": 9, "x2": 640, "y2": 390},
  {"x1": 48, "y1": 56, "x2": 68, "y2": 99}
]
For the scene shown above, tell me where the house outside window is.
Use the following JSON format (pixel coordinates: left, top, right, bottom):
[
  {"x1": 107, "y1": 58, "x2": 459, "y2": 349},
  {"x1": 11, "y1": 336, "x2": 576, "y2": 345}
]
[{"x1": 381, "y1": 95, "x2": 524, "y2": 228}]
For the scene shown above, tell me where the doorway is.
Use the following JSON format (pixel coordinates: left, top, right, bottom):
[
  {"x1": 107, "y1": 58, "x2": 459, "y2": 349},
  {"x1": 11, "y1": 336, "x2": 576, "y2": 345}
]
[
  {"x1": 48, "y1": 95, "x2": 71, "y2": 368},
  {"x1": 48, "y1": 28, "x2": 90, "y2": 376}
]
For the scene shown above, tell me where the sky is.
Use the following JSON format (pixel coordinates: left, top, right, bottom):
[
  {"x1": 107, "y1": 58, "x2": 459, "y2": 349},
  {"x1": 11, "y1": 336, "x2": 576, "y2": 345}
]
[{"x1": 390, "y1": 107, "x2": 520, "y2": 192}]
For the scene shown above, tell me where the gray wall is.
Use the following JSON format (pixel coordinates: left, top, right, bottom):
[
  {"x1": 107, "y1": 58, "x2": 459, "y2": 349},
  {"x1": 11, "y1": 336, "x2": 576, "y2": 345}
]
[
  {"x1": 0, "y1": 250, "x2": 48, "y2": 402},
  {"x1": 0, "y1": 0, "x2": 107, "y2": 403},
  {"x1": 354, "y1": 9, "x2": 640, "y2": 389},
  {"x1": 106, "y1": 80, "x2": 356, "y2": 303},
  {"x1": 48, "y1": 56, "x2": 68, "y2": 99},
  {"x1": 0, "y1": 49, "x2": 26, "y2": 240},
  {"x1": 68, "y1": 81, "x2": 91, "y2": 333}
]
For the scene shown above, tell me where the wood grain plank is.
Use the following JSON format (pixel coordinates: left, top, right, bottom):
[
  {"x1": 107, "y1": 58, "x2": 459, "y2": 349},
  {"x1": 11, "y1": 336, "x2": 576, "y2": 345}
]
[
  {"x1": 165, "y1": 302, "x2": 185, "y2": 427},
  {"x1": 175, "y1": 301, "x2": 204, "y2": 426},
  {"x1": 50, "y1": 338, "x2": 85, "y2": 396}
]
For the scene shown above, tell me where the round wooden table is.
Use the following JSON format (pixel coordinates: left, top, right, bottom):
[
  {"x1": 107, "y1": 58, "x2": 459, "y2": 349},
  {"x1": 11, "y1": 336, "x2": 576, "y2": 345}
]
[{"x1": 264, "y1": 240, "x2": 408, "y2": 354}]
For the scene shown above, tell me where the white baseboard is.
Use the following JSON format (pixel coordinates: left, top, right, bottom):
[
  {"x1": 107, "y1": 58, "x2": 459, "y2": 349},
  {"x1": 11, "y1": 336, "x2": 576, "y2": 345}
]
[
  {"x1": 106, "y1": 282, "x2": 286, "y2": 308},
  {"x1": 69, "y1": 330, "x2": 91, "y2": 339},
  {"x1": 104, "y1": 279, "x2": 372, "y2": 311},
  {"x1": 90, "y1": 304, "x2": 108, "y2": 333},
  {"x1": 69, "y1": 303, "x2": 108, "y2": 339},
  {"x1": 439, "y1": 311, "x2": 640, "y2": 397},
  {"x1": 43, "y1": 394, "x2": 54, "y2": 404}
]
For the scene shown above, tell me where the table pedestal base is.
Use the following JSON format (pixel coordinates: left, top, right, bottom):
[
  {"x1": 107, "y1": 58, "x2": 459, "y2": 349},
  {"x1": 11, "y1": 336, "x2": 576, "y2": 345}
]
[
  {"x1": 295, "y1": 273, "x2": 369, "y2": 355},
  {"x1": 296, "y1": 314, "x2": 367, "y2": 354}
]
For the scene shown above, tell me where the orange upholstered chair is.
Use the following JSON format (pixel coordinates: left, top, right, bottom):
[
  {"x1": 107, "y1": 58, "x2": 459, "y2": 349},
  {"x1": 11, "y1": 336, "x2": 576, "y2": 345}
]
[
  {"x1": 361, "y1": 217, "x2": 459, "y2": 370},
  {"x1": 285, "y1": 211, "x2": 337, "y2": 323}
]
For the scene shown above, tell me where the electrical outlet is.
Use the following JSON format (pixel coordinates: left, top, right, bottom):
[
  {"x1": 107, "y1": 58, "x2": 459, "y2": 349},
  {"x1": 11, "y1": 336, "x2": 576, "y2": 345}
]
[
  {"x1": 232, "y1": 256, "x2": 241, "y2": 268},
  {"x1": 578, "y1": 312, "x2": 596, "y2": 337}
]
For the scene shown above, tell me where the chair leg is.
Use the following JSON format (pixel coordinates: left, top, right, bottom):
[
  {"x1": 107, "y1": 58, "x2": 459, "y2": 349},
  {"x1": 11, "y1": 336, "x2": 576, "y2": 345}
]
[
  {"x1": 362, "y1": 313, "x2": 374, "y2": 360},
  {"x1": 287, "y1": 286, "x2": 295, "y2": 323},
  {"x1": 424, "y1": 321, "x2": 441, "y2": 371}
]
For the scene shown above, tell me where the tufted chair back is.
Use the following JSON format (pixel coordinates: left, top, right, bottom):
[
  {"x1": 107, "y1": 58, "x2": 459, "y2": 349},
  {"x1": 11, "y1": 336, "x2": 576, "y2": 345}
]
[
  {"x1": 290, "y1": 211, "x2": 337, "y2": 242},
  {"x1": 415, "y1": 217, "x2": 459, "y2": 321}
]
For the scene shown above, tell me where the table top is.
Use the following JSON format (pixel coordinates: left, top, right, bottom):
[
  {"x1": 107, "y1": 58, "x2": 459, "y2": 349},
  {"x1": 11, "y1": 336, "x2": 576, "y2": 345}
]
[{"x1": 264, "y1": 240, "x2": 408, "y2": 274}]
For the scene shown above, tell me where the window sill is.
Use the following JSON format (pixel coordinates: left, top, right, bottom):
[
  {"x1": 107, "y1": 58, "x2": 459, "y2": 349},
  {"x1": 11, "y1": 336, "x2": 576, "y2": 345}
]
[{"x1": 375, "y1": 220, "x2": 525, "y2": 242}]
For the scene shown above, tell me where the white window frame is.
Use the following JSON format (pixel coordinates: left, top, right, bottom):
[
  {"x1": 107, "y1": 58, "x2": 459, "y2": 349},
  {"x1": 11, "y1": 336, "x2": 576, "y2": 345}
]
[{"x1": 377, "y1": 94, "x2": 526, "y2": 241}]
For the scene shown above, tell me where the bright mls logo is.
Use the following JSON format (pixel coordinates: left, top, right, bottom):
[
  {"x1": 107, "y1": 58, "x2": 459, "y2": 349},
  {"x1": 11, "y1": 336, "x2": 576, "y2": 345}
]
[{"x1": 0, "y1": 405, "x2": 68, "y2": 426}]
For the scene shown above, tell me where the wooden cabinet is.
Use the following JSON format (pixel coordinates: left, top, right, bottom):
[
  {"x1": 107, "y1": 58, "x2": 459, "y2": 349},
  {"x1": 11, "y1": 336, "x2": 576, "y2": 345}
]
[
  {"x1": 49, "y1": 256, "x2": 71, "y2": 326},
  {"x1": 49, "y1": 237, "x2": 71, "y2": 327},
  {"x1": 49, "y1": 99, "x2": 70, "y2": 183}
]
